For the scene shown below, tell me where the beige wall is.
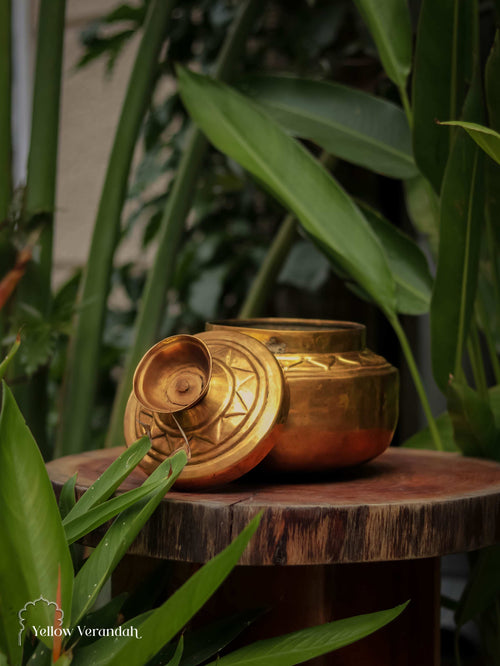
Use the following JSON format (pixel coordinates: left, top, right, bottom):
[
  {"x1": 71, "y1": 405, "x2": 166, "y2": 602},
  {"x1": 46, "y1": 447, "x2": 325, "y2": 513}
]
[{"x1": 54, "y1": 0, "x2": 146, "y2": 287}]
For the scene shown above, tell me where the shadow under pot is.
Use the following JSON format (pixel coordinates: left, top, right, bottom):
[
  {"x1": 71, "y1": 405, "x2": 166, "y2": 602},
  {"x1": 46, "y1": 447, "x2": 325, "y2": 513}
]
[{"x1": 124, "y1": 319, "x2": 399, "y2": 489}]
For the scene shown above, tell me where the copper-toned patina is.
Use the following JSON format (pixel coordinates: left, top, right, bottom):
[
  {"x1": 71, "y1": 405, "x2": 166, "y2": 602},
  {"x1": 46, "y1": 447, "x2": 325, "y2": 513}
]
[{"x1": 124, "y1": 318, "x2": 398, "y2": 488}]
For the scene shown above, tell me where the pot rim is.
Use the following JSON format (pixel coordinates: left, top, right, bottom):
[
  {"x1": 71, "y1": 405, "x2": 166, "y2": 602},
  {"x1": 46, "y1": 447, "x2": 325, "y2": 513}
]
[{"x1": 206, "y1": 318, "x2": 366, "y2": 353}]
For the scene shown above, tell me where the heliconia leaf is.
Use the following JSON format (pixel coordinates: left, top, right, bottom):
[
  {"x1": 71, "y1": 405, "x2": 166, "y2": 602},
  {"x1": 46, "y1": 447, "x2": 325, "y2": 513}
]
[
  {"x1": 62, "y1": 437, "x2": 150, "y2": 523},
  {"x1": 177, "y1": 67, "x2": 397, "y2": 316},
  {"x1": 166, "y1": 638, "x2": 184, "y2": 666},
  {"x1": 71, "y1": 450, "x2": 187, "y2": 626},
  {"x1": 455, "y1": 545, "x2": 500, "y2": 628},
  {"x1": 0, "y1": 332, "x2": 20, "y2": 381},
  {"x1": 58, "y1": 474, "x2": 77, "y2": 520},
  {"x1": 63, "y1": 473, "x2": 175, "y2": 545},
  {"x1": 205, "y1": 603, "x2": 409, "y2": 666},
  {"x1": 439, "y1": 121, "x2": 500, "y2": 166},
  {"x1": 402, "y1": 413, "x2": 458, "y2": 452},
  {"x1": 486, "y1": 31, "x2": 500, "y2": 131},
  {"x1": 404, "y1": 176, "x2": 440, "y2": 258},
  {"x1": 0, "y1": 383, "x2": 73, "y2": 656},
  {"x1": 430, "y1": 76, "x2": 485, "y2": 392},
  {"x1": 359, "y1": 203, "x2": 433, "y2": 315},
  {"x1": 412, "y1": 0, "x2": 476, "y2": 193},
  {"x1": 353, "y1": 0, "x2": 412, "y2": 90},
  {"x1": 447, "y1": 378, "x2": 500, "y2": 461},
  {"x1": 238, "y1": 75, "x2": 416, "y2": 179},
  {"x1": 71, "y1": 514, "x2": 262, "y2": 666}
]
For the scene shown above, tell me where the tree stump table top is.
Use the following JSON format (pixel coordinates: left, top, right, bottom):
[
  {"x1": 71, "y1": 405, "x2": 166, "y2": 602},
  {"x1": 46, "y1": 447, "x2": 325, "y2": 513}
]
[{"x1": 47, "y1": 447, "x2": 500, "y2": 566}]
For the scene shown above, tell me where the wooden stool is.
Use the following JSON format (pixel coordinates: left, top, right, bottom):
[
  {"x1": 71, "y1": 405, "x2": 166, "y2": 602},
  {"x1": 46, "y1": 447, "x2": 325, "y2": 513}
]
[{"x1": 47, "y1": 447, "x2": 500, "y2": 666}]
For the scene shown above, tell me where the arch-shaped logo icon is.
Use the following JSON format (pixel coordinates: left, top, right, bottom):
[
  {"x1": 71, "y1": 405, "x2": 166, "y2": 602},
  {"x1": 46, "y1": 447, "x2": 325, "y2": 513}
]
[{"x1": 18, "y1": 596, "x2": 64, "y2": 646}]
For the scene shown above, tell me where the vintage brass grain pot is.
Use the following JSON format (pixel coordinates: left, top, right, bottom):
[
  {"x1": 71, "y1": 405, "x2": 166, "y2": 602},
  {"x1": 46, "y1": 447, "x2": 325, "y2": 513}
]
[{"x1": 124, "y1": 319, "x2": 399, "y2": 489}]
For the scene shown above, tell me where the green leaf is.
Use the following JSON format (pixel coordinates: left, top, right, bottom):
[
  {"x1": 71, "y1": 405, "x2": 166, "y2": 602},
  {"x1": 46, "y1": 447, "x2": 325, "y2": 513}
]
[
  {"x1": 439, "y1": 121, "x2": 500, "y2": 165},
  {"x1": 205, "y1": 603, "x2": 408, "y2": 666},
  {"x1": 278, "y1": 240, "x2": 330, "y2": 293},
  {"x1": 63, "y1": 473, "x2": 174, "y2": 545},
  {"x1": 177, "y1": 68, "x2": 396, "y2": 316},
  {"x1": 178, "y1": 610, "x2": 263, "y2": 666},
  {"x1": 360, "y1": 203, "x2": 433, "y2": 315},
  {"x1": 166, "y1": 638, "x2": 184, "y2": 666},
  {"x1": 456, "y1": 545, "x2": 500, "y2": 627},
  {"x1": 238, "y1": 76, "x2": 416, "y2": 179},
  {"x1": 412, "y1": 0, "x2": 476, "y2": 193},
  {"x1": 71, "y1": 450, "x2": 187, "y2": 626},
  {"x1": 63, "y1": 437, "x2": 150, "y2": 523},
  {"x1": 430, "y1": 76, "x2": 485, "y2": 392},
  {"x1": 0, "y1": 333, "x2": 20, "y2": 381},
  {"x1": 71, "y1": 514, "x2": 262, "y2": 666},
  {"x1": 403, "y1": 385, "x2": 500, "y2": 451},
  {"x1": 353, "y1": 0, "x2": 412, "y2": 90},
  {"x1": 402, "y1": 412, "x2": 458, "y2": 452},
  {"x1": 404, "y1": 176, "x2": 440, "y2": 258},
  {"x1": 0, "y1": 383, "x2": 73, "y2": 656},
  {"x1": 447, "y1": 378, "x2": 500, "y2": 461},
  {"x1": 486, "y1": 31, "x2": 500, "y2": 132},
  {"x1": 58, "y1": 474, "x2": 77, "y2": 520}
]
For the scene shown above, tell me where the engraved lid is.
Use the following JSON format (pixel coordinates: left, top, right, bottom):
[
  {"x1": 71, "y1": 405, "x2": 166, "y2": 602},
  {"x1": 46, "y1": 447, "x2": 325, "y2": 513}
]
[{"x1": 124, "y1": 330, "x2": 285, "y2": 489}]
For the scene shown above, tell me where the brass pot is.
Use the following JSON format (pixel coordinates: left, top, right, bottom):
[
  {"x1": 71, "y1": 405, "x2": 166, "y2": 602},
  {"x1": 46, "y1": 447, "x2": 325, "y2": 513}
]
[
  {"x1": 124, "y1": 318, "x2": 398, "y2": 488},
  {"x1": 206, "y1": 319, "x2": 399, "y2": 472}
]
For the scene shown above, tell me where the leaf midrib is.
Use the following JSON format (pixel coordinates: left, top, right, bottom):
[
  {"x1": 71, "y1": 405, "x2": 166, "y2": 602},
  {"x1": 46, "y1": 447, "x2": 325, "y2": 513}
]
[{"x1": 258, "y1": 97, "x2": 414, "y2": 167}]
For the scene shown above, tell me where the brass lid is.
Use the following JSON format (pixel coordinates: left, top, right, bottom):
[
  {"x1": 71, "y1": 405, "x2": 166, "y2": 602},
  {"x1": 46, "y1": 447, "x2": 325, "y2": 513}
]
[{"x1": 124, "y1": 330, "x2": 285, "y2": 488}]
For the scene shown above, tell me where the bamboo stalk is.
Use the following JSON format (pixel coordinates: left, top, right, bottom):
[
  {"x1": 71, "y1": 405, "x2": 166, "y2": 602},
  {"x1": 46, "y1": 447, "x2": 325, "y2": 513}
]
[
  {"x1": 239, "y1": 212, "x2": 297, "y2": 318},
  {"x1": 11, "y1": 0, "x2": 66, "y2": 459},
  {"x1": 106, "y1": 0, "x2": 264, "y2": 448},
  {"x1": 56, "y1": 0, "x2": 176, "y2": 456},
  {"x1": 0, "y1": 0, "x2": 11, "y2": 222},
  {"x1": 0, "y1": 0, "x2": 12, "y2": 346}
]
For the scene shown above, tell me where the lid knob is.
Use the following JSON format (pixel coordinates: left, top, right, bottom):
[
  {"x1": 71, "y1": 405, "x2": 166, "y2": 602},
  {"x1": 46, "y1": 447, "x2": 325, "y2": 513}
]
[{"x1": 133, "y1": 335, "x2": 212, "y2": 414}]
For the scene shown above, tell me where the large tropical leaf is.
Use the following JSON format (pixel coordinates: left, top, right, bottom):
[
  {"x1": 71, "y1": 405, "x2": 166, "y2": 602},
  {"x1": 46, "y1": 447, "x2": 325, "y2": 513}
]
[
  {"x1": 353, "y1": 0, "x2": 412, "y2": 90},
  {"x1": 439, "y1": 121, "x2": 500, "y2": 165},
  {"x1": 238, "y1": 76, "x2": 416, "y2": 178},
  {"x1": 71, "y1": 450, "x2": 186, "y2": 626},
  {"x1": 62, "y1": 437, "x2": 150, "y2": 523},
  {"x1": 447, "y1": 379, "x2": 500, "y2": 461},
  {"x1": 360, "y1": 203, "x2": 433, "y2": 314},
  {"x1": 455, "y1": 545, "x2": 500, "y2": 628},
  {"x1": 63, "y1": 473, "x2": 176, "y2": 545},
  {"x1": 412, "y1": 0, "x2": 476, "y2": 193},
  {"x1": 177, "y1": 67, "x2": 397, "y2": 316},
  {"x1": 205, "y1": 603, "x2": 408, "y2": 666},
  {"x1": 0, "y1": 383, "x2": 73, "y2": 657},
  {"x1": 71, "y1": 515, "x2": 262, "y2": 666},
  {"x1": 430, "y1": 77, "x2": 485, "y2": 392}
]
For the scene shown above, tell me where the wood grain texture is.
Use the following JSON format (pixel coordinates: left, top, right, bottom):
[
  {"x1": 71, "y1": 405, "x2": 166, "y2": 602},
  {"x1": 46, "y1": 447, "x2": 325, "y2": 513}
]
[{"x1": 47, "y1": 447, "x2": 500, "y2": 564}]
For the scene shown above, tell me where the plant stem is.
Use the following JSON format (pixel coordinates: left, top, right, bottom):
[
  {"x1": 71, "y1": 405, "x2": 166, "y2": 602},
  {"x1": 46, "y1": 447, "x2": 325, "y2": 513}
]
[
  {"x1": 0, "y1": 0, "x2": 11, "y2": 221},
  {"x1": 476, "y1": 299, "x2": 500, "y2": 384},
  {"x1": 238, "y1": 151, "x2": 333, "y2": 319},
  {"x1": 389, "y1": 314, "x2": 443, "y2": 451},
  {"x1": 398, "y1": 84, "x2": 413, "y2": 130},
  {"x1": 238, "y1": 213, "x2": 297, "y2": 318},
  {"x1": 468, "y1": 323, "x2": 488, "y2": 401},
  {"x1": 56, "y1": 0, "x2": 175, "y2": 456},
  {"x1": 106, "y1": 0, "x2": 264, "y2": 448}
]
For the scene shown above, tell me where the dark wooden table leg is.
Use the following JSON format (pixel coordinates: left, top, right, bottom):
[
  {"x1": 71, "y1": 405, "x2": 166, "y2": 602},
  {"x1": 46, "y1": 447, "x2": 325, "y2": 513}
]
[{"x1": 188, "y1": 557, "x2": 440, "y2": 666}]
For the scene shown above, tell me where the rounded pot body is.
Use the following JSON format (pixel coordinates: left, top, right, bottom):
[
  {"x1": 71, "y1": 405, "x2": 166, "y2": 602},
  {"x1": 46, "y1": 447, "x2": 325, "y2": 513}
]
[{"x1": 206, "y1": 318, "x2": 399, "y2": 472}]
